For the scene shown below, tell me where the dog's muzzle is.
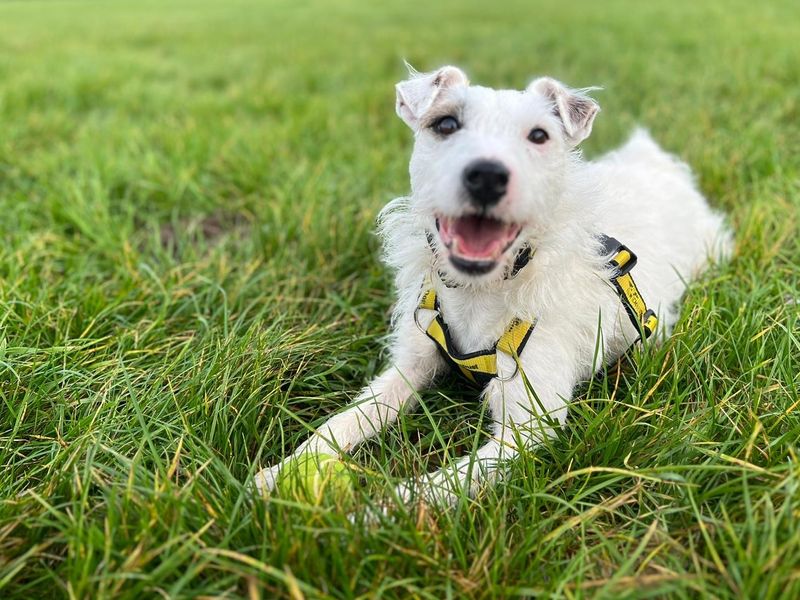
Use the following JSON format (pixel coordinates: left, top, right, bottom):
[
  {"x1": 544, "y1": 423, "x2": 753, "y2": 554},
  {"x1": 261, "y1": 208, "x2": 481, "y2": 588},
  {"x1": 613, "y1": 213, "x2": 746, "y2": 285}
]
[{"x1": 435, "y1": 215, "x2": 522, "y2": 275}]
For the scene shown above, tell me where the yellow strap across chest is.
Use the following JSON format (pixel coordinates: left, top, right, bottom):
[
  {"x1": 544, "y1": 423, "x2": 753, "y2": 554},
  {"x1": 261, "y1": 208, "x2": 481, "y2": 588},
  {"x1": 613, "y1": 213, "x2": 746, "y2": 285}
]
[
  {"x1": 418, "y1": 289, "x2": 535, "y2": 386},
  {"x1": 417, "y1": 235, "x2": 657, "y2": 387}
]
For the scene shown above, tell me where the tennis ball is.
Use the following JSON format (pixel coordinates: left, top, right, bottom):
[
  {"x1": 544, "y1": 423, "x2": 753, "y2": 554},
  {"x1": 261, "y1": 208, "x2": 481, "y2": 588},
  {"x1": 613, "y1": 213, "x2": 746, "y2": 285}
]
[{"x1": 275, "y1": 453, "x2": 354, "y2": 504}]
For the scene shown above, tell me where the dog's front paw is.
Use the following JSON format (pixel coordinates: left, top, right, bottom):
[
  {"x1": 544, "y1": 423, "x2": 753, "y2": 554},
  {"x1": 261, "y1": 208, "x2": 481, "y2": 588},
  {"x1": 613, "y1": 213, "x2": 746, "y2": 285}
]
[{"x1": 253, "y1": 462, "x2": 284, "y2": 495}]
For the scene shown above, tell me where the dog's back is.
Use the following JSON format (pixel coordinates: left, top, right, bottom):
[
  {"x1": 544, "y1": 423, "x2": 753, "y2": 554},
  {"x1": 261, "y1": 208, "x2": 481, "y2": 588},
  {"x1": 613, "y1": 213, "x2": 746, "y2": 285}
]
[{"x1": 584, "y1": 129, "x2": 733, "y2": 335}]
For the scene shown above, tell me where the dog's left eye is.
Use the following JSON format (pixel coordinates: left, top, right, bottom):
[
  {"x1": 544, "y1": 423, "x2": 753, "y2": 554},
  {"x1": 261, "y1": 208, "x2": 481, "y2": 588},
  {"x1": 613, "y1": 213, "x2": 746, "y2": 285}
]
[
  {"x1": 432, "y1": 116, "x2": 460, "y2": 135},
  {"x1": 527, "y1": 128, "x2": 549, "y2": 144}
]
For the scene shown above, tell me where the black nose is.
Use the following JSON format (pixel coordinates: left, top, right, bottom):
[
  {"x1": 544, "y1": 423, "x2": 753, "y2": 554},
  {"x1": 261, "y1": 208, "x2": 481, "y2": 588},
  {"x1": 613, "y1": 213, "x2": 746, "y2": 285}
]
[{"x1": 462, "y1": 160, "x2": 510, "y2": 208}]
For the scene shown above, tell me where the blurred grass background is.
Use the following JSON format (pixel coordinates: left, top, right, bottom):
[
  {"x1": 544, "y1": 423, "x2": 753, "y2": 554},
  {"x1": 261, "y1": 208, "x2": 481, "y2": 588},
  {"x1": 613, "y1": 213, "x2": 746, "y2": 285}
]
[{"x1": 0, "y1": 0, "x2": 798, "y2": 597}]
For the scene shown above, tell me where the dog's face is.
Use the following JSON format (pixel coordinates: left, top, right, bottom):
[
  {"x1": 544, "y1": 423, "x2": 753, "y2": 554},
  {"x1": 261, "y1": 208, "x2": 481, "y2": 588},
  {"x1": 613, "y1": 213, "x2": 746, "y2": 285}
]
[{"x1": 396, "y1": 66, "x2": 599, "y2": 283}]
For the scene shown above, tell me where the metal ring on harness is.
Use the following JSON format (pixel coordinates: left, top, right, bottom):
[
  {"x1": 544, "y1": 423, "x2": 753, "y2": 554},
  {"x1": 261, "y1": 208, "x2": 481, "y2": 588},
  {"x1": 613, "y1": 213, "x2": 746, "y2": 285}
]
[
  {"x1": 412, "y1": 305, "x2": 429, "y2": 336},
  {"x1": 414, "y1": 269, "x2": 438, "y2": 336},
  {"x1": 493, "y1": 351, "x2": 520, "y2": 382}
]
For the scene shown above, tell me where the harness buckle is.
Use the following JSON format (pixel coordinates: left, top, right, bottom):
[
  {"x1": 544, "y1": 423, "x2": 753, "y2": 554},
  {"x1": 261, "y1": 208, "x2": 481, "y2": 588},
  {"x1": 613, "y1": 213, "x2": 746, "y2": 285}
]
[
  {"x1": 610, "y1": 244, "x2": 638, "y2": 276},
  {"x1": 600, "y1": 235, "x2": 638, "y2": 276},
  {"x1": 642, "y1": 309, "x2": 658, "y2": 338}
]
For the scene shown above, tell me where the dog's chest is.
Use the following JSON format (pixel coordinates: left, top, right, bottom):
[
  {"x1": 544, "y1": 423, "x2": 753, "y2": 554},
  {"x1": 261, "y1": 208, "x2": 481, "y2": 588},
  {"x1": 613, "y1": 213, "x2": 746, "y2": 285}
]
[{"x1": 435, "y1": 288, "x2": 516, "y2": 353}]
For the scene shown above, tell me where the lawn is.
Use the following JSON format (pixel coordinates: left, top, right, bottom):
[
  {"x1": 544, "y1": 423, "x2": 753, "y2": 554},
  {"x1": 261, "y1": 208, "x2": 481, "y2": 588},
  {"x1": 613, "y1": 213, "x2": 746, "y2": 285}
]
[{"x1": 0, "y1": 0, "x2": 798, "y2": 597}]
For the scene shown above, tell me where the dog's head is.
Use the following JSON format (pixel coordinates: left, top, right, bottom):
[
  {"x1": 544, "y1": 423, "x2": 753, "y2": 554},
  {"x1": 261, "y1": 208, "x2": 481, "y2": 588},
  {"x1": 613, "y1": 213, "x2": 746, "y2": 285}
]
[{"x1": 396, "y1": 65, "x2": 599, "y2": 283}]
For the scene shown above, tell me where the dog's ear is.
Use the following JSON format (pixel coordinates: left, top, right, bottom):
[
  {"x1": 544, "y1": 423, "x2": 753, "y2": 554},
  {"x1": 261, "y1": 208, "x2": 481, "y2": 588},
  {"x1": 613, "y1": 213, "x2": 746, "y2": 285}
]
[
  {"x1": 527, "y1": 77, "x2": 600, "y2": 145},
  {"x1": 395, "y1": 65, "x2": 469, "y2": 130}
]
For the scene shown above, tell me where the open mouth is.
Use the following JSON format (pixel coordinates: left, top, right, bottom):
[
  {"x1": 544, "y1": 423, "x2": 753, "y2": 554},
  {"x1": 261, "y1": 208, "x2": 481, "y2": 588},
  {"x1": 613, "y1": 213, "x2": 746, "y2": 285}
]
[{"x1": 436, "y1": 215, "x2": 522, "y2": 275}]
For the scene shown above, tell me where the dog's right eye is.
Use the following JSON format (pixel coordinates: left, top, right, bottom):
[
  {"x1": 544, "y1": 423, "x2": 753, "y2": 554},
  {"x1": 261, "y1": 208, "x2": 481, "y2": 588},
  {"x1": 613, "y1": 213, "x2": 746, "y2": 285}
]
[
  {"x1": 432, "y1": 116, "x2": 460, "y2": 135},
  {"x1": 527, "y1": 127, "x2": 549, "y2": 144}
]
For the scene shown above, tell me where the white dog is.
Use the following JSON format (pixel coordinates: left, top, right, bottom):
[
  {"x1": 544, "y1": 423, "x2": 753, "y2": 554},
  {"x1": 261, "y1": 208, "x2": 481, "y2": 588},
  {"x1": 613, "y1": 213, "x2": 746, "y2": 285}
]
[{"x1": 255, "y1": 66, "x2": 732, "y2": 506}]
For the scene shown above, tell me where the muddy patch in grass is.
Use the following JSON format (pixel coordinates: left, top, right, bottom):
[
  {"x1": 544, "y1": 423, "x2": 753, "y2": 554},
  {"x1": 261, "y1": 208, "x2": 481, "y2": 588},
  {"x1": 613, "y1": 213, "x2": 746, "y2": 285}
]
[{"x1": 138, "y1": 212, "x2": 252, "y2": 257}]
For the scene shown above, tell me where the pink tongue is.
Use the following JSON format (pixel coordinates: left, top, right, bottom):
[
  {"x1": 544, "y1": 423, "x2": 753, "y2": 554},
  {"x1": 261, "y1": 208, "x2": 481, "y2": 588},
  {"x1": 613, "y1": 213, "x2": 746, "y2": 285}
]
[{"x1": 452, "y1": 215, "x2": 508, "y2": 255}]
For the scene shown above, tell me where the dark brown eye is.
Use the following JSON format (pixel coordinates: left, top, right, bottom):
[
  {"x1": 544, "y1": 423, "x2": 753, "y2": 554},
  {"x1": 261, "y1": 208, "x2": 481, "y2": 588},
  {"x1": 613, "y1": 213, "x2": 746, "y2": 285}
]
[
  {"x1": 528, "y1": 128, "x2": 549, "y2": 144},
  {"x1": 433, "y1": 116, "x2": 460, "y2": 135}
]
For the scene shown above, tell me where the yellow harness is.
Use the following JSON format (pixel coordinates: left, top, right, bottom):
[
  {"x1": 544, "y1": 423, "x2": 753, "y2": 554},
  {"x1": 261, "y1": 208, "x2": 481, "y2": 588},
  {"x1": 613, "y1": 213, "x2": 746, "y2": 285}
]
[
  {"x1": 417, "y1": 288, "x2": 535, "y2": 386},
  {"x1": 416, "y1": 235, "x2": 658, "y2": 387},
  {"x1": 602, "y1": 235, "x2": 659, "y2": 339}
]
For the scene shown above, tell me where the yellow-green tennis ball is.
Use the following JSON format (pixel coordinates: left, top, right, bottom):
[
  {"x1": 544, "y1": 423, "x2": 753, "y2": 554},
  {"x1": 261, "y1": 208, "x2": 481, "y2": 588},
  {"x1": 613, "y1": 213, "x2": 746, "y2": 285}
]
[{"x1": 276, "y1": 453, "x2": 354, "y2": 504}]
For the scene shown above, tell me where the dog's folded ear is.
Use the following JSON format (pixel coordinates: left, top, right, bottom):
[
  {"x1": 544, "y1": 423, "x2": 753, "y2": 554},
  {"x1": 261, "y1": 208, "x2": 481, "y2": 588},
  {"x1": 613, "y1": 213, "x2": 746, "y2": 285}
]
[
  {"x1": 527, "y1": 77, "x2": 600, "y2": 146},
  {"x1": 395, "y1": 65, "x2": 469, "y2": 130}
]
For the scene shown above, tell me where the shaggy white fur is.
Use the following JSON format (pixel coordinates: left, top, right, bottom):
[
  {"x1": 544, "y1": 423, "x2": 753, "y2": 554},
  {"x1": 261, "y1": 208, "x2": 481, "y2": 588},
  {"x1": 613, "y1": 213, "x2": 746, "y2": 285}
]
[{"x1": 254, "y1": 66, "x2": 732, "y2": 507}]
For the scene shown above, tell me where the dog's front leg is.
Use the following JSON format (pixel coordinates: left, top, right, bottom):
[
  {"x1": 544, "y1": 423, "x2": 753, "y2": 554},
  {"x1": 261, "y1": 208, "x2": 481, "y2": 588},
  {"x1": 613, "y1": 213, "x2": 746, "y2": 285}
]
[
  {"x1": 254, "y1": 319, "x2": 442, "y2": 494},
  {"x1": 395, "y1": 348, "x2": 576, "y2": 507}
]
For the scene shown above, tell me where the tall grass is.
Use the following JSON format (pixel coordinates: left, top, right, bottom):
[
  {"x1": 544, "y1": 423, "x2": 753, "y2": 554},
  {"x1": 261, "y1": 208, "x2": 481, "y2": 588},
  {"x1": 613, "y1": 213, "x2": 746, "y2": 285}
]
[{"x1": 0, "y1": 0, "x2": 798, "y2": 597}]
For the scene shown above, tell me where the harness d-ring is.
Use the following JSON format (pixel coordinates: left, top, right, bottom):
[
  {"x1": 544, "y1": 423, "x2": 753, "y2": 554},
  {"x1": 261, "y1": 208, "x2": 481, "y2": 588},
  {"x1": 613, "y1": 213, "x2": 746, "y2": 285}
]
[
  {"x1": 414, "y1": 270, "x2": 438, "y2": 336},
  {"x1": 494, "y1": 352, "x2": 520, "y2": 382},
  {"x1": 413, "y1": 304, "x2": 429, "y2": 336}
]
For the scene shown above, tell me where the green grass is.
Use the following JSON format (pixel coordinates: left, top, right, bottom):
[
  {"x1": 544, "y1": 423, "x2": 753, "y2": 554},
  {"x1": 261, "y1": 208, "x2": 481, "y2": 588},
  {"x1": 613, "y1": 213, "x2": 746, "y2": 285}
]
[{"x1": 0, "y1": 0, "x2": 798, "y2": 597}]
